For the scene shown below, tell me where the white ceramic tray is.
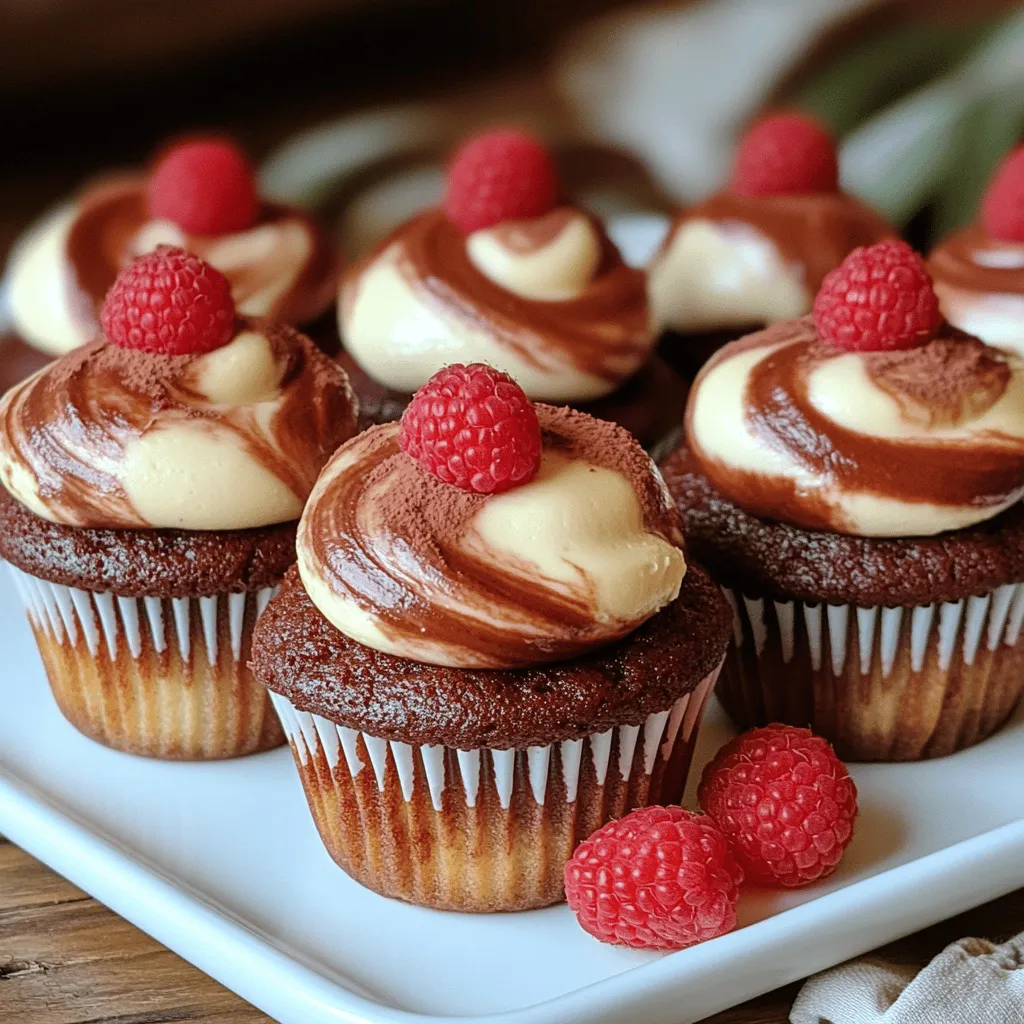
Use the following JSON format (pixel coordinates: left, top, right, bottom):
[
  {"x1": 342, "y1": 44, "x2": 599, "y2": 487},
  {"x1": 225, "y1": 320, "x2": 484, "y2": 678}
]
[{"x1": 2, "y1": 577, "x2": 1024, "y2": 1024}]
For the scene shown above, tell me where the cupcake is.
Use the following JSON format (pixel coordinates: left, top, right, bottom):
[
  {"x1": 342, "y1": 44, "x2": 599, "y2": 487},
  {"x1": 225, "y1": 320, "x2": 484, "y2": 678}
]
[
  {"x1": 6, "y1": 137, "x2": 338, "y2": 364},
  {"x1": 337, "y1": 128, "x2": 686, "y2": 449},
  {"x1": 251, "y1": 363, "x2": 731, "y2": 911},
  {"x1": 647, "y1": 113, "x2": 894, "y2": 379},
  {"x1": 929, "y1": 146, "x2": 1024, "y2": 357},
  {"x1": 660, "y1": 241, "x2": 1024, "y2": 762},
  {"x1": 0, "y1": 248, "x2": 357, "y2": 759}
]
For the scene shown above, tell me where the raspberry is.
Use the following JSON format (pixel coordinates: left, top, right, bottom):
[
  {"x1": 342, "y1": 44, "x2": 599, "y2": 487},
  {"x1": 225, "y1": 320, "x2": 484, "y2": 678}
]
[
  {"x1": 101, "y1": 247, "x2": 236, "y2": 355},
  {"x1": 443, "y1": 129, "x2": 558, "y2": 234},
  {"x1": 564, "y1": 806, "x2": 743, "y2": 950},
  {"x1": 147, "y1": 138, "x2": 260, "y2": 236},
  {"x1": 730, "y1": 113, "x2": 838, "y2": 197},
  {"x1": 699, "y1": 724, "x2": 858, "y2": 888},
  {"x1": 399, "y1": 363, "x2": 542, "y2": 493},
  {"x1": 981, "y1": 146, "x2": 1024, "y2": 242},
  {"x1": 813, "y1": 240, "x2": 942, "y2": 352}
]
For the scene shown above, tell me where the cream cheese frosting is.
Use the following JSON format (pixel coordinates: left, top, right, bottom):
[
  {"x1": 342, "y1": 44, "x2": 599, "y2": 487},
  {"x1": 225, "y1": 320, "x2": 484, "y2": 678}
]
[
  {"x1": 649, "y1": 192, "x2": 894, "y2": 334},
  {"x1": 297, "y1": 405, "x2": 686, "y2": 669},
  {"x1": 338, "y1": 209, "x2": 653, "y2": 403},
  {"x1": 6, "y1": 178, "x2": 338, "y2": 358},
  {"x1": 929, "y1": 227, "x2": 1024, "y2": 357},
  {"x1": 0, "y1": 321, "x2": 357, "y2": 531},
  {"x1": 686, "y1": 317, "x2": 1024, "y2": 537}
]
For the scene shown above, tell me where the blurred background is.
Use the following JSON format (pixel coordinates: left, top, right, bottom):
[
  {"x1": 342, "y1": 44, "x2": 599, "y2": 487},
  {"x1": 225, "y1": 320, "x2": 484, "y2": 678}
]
[{"x1": 0, "y1": 0, "x2": 1022, "y2": 260}]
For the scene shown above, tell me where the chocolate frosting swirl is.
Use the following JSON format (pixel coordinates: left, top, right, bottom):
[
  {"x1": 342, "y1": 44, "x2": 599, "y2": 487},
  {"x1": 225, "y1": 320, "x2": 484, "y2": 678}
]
[
  {"x1": 0, "y1": 321, "x2": 357, "y2": 530},
  {"x1": 65, "y1": 176, "x2": 339, "y2": 326},
  {"x1": 686, "y1": 316, "x2": 1024, "y2": 537},
  {"x1": 928, "y1": 224, "x2": 1024, "y2": 295},
  {"x1": 669, "y1": 191, "x2": 894, "y2": 291},
  {"x1": 344, "y1": 209, "x2": 651, "y2": 386},
  {"x1": 298, "y1": 405, "x2": 685, "y2": 669}
]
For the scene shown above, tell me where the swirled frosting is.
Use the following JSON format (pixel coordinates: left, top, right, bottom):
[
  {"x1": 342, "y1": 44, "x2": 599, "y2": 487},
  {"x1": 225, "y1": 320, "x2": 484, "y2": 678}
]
[
  {"x1": 928, "y1": 225, "x2": 1024, "y2": 356},
  {"x1": 7, "y1": 177, "x2": 339, "y2": 358},
  {"x1": 648, "y1": 192, "x2": 894, "y2": 333},
  {"x1": 0, "y1": 322, "x2": 357, "y2": 530},
  {"x1": 338, "y1": 208, "x2": 653, "y2": 403},
  {"x1": 686, "y1": 316, "x2": 1024, "y2": 537},
  {"x1": 297, "y1": 405, "x2": 686, "y2": 669}
]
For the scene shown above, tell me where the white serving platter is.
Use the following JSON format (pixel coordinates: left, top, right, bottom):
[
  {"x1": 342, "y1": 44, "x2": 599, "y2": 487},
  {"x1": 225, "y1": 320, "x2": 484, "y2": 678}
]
[{"x1": 2, "y1": 576, "x2": 1024, "y2": 1024}]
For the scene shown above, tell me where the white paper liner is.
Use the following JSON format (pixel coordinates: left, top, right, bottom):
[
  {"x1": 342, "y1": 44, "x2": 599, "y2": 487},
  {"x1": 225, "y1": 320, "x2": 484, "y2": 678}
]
[
  {"x1": 724, "y1": 584, "x2": 1024, "y2": 677},
  {"x1": 269, "y1": 662, "x2": 720, "y2": 812},
  {"x1": 8, "y1": 563, "x2": 279, "y2": 664}
]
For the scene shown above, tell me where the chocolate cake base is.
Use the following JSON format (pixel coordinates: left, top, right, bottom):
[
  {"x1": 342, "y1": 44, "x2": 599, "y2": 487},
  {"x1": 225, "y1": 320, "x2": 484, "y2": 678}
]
[
  {"x1": 1, "y1": 491, "x2": 295, "y2": 759},
  {"x1": 660, "y1": 446, "x2": 1024, "y2": 760},
  {"x1": 254, "y1": 563, "x2": 731, "y2": 910},
  {"x1": 335, "y1": 349, "x2": 688, "y2": 451}
]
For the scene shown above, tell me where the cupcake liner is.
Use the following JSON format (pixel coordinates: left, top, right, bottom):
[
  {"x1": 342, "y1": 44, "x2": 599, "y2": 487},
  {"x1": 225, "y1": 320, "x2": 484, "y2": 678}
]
[
  {"x1": 717, "y1": 584, "x2": 1024, "y2": 761},
  {"x1": 268, "y1": 660, "x2": 721, "y2": 912},
  {"x1": 8, "y1": 564, "x2": 284, "y2": 760}
]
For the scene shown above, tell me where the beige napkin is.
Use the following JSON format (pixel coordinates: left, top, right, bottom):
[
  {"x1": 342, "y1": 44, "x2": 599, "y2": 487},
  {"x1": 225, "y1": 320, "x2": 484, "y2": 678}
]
[{"x1": 790, "y1": 935, "x2": 1024, "y2": 1024}]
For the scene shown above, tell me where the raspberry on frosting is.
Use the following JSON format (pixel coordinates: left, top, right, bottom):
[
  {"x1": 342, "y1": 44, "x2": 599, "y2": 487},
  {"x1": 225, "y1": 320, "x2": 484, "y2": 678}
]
[
  {"x1": 813, "y1": 240, "x2": 942, "y2": 352},
  {"x1": 981, "y1": 145, "x2": 1024, "y2": 242},
  {"x1": 699, "y1": 724, "x2": 858, "y2": 888},
  {"x1": 730, "y1": 112, "x2": 839, "y2": 197},
  {"x1": 101, "y1": 246, "x2": 236, "y2": 355},
  {"x1": 147, "y1": 138, "x2": 260, "y2": 236},
  {"x1": 443, "y1": 129, "x2": 559, "y2": 234},
  {"x1": 564, "y1": 805, "x2": 743, "y2": 950},
  {"x1": 399, "y1": 363, "x2": 542, "y2": 494}
]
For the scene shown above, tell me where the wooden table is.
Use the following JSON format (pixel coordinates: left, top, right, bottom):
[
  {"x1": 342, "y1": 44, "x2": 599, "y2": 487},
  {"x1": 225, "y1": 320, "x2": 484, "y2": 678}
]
[{"x1": 1, "y1": 832, "x2": 1022, "y2": 1023}]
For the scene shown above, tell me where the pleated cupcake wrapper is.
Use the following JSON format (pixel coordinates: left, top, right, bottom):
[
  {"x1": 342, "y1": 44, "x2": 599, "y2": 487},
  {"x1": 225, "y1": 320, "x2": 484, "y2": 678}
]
[
  {"x1": 718, "y1": 584, "x2": 1024, "y2": 761},
  {"x1": 269, "y1": 660, "x2": 721, "y2": 911},
  {"x1": 8, "y1": 564, "x2": 284, "y2": 759}
]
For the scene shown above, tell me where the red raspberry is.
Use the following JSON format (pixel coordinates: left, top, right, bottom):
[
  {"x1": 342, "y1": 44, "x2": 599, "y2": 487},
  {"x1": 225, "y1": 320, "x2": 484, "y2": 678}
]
[
  {"x1": 565, "y1": 806, "x2": 743, "y2": 950},
  {"x1": 982, "y1": 146, "x2": 1024, "y2": 242},
  {"x1": 699, "y1": 724, "x2": 858, "y2": 889},
  {"x1": 443, "y1": 129, "x2": 558, "y2": 234},
  {"x1": 101, "y1": 247, "x2": 236, "y2": 355},
  {"x1": 730, "y1": 113, "x2": 838, "y2": 197},
  {"x1": 813, "y1": 240, "x2": 942, "y2": 352},
  {"x1": 147, "y1": 138, "x2": 260, "y2": 236},
  {"x1": 399, "y1": 363, "x2": 542, "y2": 493}
]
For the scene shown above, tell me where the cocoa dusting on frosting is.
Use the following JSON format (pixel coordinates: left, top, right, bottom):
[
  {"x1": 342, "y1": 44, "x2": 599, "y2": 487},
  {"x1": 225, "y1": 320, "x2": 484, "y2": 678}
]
[
  {"x1": 928, "y1": 224, "x2": 1024, "y2": 296},
  {"x1": 667, "y1": 191, "x2": 894, "y2": 291},
  {"x1": 65, "y1": 177, "x2": 338, "y2": 324},
  {"x1": 300, "y1": 405, "x2": 683, "y2": 669},
  {"x1": 0, "y1": 322, "x2": 356, "y2": 529},
  {"x1": 353, "y1": 208, "x2": 649, "y2": 384},
  {"x1": 866, "y1": 335, "x2": 1011, "y2": 427},
  {"x1": 686, "y1": 316, "x2": 1024, "y2": 535}
]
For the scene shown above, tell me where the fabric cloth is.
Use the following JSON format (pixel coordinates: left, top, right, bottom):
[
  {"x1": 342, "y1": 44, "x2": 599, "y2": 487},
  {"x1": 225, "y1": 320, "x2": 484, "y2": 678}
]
[{"x1": 791, "y1": 935, "x2": 1024, "y2": 1023}]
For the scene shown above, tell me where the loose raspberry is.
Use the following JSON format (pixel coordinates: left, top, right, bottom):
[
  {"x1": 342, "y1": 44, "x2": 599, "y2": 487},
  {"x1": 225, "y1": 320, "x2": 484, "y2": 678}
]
[
  {"x1": 147, "y1": 138, "x2": 260, "y2": 236},
  {"x1": 813, "y1": 240, "x2": 942, "y2": 352},
  {"x1": 443, "y1": 129, "x2": 558, "y2": 234},
  {"x1": 699, "y1": 724, "x2": 858, "y2": 888},
  {"x1": 565, "y1": 806, "x2": 743, "y2": 950},
  {"x1": 981, "y1": 146, "x2": 1024, "y2": 242},
  {"x1": 730, "y1": 113, "x2": 838, "y2": 197},
  {"x1": 101, "y1": 246, "x2": 236, "y2": 355},
  {"x1": 399, "y1": 363, "x2": 542, "y2": 493}
]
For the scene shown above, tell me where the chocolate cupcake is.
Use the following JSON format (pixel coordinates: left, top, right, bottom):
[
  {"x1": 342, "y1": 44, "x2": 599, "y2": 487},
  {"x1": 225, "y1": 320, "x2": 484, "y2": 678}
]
[
  {"x1": 0, "y1": 248, "x2": 357, "y2": 759},
  {"x1": 929, "y1": 146, "x2": 1024, "y2": 358},
  {"x1": 6, "y1": 137, "x2": 338, "y2": 363},
  {"x1": 337, "y1": 129, "x2": 686, "y2": 449},
  {"x1": 661, "y1": 242, "x2": 1024, "y2": 761},
  {"x1": 252, "y1": 366, "x2": 731, "y2": 911},
  {"x1": 647, "y1": 114, "x2": 893, "y2": 379}
]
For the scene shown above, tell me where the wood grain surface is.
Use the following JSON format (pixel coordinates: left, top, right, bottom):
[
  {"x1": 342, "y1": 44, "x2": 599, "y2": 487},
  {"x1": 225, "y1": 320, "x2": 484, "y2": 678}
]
[{"x1": 0, "y1": 832, "x2": 1022, "y2": 1023}]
